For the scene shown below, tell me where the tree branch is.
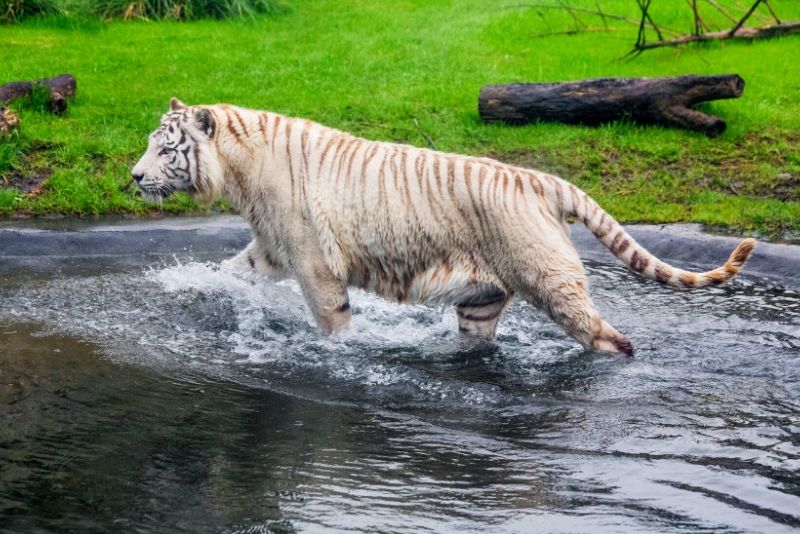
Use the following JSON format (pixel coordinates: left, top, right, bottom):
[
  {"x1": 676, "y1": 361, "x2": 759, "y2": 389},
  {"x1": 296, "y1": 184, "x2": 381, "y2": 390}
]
[
  {"x1": 729, "y1": 0, "x2": 763, "y2": 36},
  {"x1": 632, "y1": 21, "x2": 800, "y2": 52}
]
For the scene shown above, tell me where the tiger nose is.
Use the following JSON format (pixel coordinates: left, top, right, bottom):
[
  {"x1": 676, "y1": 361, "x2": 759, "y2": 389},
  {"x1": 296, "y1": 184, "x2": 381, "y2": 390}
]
[{"x1": 132, "y1": 173, "x2": 144, "y2": 183}]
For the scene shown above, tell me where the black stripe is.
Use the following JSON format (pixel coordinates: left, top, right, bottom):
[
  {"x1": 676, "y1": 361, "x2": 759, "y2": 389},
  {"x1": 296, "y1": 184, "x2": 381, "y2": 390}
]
[
  {"x1": 459, "y1": 309, "x2": 502, "y2": 322},
  {"x1": 455, "y1": 284, "x2": 507, "y2": 307}
]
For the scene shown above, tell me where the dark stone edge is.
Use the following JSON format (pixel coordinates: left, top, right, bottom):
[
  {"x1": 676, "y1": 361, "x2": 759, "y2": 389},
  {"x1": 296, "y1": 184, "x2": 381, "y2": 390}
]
[
  {"x1": 570, "y1": 223, "x2": 800, "y2": 289},
  {"x1": 0, "y1": 217, "x2": 798, "y2": 290}
]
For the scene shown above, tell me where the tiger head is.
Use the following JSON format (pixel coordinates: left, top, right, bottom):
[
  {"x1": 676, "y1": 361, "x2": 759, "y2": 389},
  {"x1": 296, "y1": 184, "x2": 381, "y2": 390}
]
[{"x1": 132, "y1": 98, "x2": 223, "y2": 203}]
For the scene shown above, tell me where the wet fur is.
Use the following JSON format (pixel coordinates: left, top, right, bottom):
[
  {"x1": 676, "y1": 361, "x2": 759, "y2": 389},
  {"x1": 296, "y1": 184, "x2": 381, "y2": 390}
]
[{"x1": 132, "y1": 99, "x2": 756, "y2": 356}]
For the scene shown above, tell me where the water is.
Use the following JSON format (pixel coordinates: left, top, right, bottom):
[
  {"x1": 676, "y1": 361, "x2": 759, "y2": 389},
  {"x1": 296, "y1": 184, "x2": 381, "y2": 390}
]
[{"x1": 1, "y1": 257, "x2": 799, "y2": 533}]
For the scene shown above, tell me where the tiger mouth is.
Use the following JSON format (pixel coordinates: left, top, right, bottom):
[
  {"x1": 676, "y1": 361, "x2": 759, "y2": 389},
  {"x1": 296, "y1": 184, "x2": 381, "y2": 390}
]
[{"x1": 138, "y1": 184, "x2": 176, "y2": 202}]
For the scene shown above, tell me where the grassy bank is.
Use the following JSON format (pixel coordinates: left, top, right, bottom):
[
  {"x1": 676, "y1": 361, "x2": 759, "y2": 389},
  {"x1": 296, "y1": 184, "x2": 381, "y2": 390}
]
[{"x1": 1, "y1": 0, "x2": 799, "y2": 234}]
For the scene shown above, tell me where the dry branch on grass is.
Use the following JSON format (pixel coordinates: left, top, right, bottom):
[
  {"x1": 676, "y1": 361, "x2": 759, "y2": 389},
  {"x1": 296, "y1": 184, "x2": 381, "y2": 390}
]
[
  {"x1": 510, "y1": 1, "x2": 798, "y2": 56},
  {"x1": 629, "y1": 20, "x2": 800, "y2": 52},
  {"x1": 627, "y1": 0, "x2": 798, "y2": 56}
]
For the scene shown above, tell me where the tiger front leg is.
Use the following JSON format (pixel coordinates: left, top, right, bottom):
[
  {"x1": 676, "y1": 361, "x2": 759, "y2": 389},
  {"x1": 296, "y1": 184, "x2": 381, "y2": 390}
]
[{"x1": 294, "y1": 256, "x2": 352, "y2": 334}]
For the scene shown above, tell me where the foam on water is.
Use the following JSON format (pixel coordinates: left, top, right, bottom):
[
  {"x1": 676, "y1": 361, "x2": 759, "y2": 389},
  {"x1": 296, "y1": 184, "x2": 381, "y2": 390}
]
[
  {"x1": 3, "y1": 258, "x2": 798, "y2": 412},
  {"x1": 144, "y1": 260, "x2": 597, "y2": 408},
  {"x1": 4, "y1": 260, "x2": 561, "y2": 409}
]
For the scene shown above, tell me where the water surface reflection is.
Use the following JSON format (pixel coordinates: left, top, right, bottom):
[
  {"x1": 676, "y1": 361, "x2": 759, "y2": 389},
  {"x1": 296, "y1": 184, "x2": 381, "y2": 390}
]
[{"x1": 1, "y1": 259, "x2": 798, "y2": 533}]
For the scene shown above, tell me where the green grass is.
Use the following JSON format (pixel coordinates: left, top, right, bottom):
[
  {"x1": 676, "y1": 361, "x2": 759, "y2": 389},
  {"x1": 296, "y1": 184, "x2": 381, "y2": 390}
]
[{"x1": 1, "y1": 0, "x2": 799, "y2": 235}]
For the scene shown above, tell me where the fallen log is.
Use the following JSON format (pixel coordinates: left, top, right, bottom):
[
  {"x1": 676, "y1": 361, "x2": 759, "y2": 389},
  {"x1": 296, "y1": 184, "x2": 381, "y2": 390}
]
[
  {"x1": 0, "y1": 74, "x2": 77, "y2": 115},
  {"x1": 478, "y1": 74, "x2": 745, "y2": 137}
]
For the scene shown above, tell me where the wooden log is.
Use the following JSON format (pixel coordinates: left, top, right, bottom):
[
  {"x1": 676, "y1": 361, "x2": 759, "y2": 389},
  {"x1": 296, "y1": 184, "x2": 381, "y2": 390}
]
[
  {"x1": 0, "y1": 74, "x2": 77, "y2": 115},
  {"x1": 478, "y1": 74, "x2": 745, "y2": 136}
]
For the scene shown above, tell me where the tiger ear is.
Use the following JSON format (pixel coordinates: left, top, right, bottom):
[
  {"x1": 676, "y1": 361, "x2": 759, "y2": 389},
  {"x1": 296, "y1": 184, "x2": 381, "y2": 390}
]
[
  {"x1": 170, "y1": 97, "x2": 187, "y2": 111},
  {"x1": 193, "y1": 108, "x2": 215, "y2": 137}
]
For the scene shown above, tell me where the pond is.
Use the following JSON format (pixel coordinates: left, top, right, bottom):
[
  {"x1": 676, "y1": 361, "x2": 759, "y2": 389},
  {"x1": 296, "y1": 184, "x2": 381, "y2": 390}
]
[{"x1": 1, "y1": 221, "x2": 799, "y2": 533}]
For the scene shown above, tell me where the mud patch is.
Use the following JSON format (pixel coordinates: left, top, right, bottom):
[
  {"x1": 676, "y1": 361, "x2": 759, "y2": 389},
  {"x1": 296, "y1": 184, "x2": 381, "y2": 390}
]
[
  {"x1": 2, "y1": 167, "x2": 52, "y2": 194},
  {"x1": 0, "y1": 139, "x2": 59, "y2": 196}
]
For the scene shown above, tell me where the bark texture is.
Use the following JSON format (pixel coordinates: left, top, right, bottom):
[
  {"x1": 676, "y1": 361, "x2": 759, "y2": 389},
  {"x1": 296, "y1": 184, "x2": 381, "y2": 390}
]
[
  {"x1": 478, "y1": 74, "x2": 745, "y2": 137},
  {"x1": 0, "y1": 74, "x2": 77, "y2": 115}
]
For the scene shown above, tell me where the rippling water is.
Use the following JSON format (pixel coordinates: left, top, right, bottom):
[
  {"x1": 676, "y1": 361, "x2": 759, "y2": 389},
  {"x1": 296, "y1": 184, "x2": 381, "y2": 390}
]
[{"x1": 1, "y1": 258, "x2": 798, "y2": 533}]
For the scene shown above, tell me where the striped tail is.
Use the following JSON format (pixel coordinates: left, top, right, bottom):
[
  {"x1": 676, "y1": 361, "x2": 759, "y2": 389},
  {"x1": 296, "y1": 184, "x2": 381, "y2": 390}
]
[{"x1": 552, "y1": 178, "x2": 756, "y2": 288}]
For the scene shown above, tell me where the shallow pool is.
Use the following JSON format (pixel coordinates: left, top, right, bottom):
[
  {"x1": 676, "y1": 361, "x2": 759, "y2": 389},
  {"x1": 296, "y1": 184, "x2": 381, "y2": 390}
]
[{"x1": 1, "y1": 249, "x2": 799, "y2": 532}]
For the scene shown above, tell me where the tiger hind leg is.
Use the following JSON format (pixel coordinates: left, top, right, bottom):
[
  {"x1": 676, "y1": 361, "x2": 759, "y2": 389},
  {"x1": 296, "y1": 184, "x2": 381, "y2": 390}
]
[
  {"x1": 222, "y1": 238, "x2": 283, "y2": 279},
  {"x1": 512, "y1": 257, "x2": 633, "y2": 356},
  {"x1": 455, "y1": 285, "x2": 511, "y2": 339}
]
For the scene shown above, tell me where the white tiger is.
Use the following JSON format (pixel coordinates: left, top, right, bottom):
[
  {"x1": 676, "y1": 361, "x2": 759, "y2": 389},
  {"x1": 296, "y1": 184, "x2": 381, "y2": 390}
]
[{"x1": 132, "y1": 99, "x2": 756, "y2": 356}]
